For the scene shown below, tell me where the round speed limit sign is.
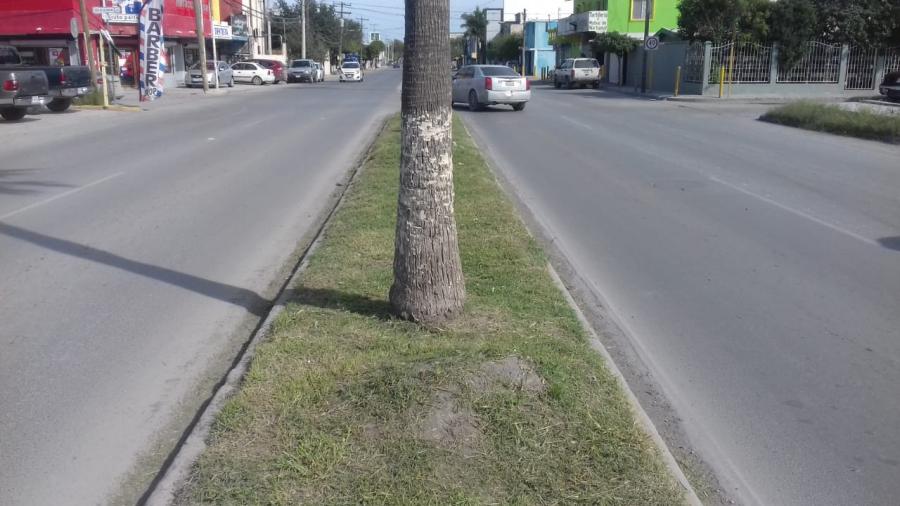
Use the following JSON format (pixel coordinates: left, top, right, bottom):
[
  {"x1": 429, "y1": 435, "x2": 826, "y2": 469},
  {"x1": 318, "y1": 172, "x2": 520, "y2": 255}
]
[{"x1": 645, "y1": 36, "x2": 660, "y2": 51}]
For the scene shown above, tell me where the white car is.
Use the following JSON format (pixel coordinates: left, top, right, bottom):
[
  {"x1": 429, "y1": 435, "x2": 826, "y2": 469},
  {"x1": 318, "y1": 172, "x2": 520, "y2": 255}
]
[
  {"x1": 339, "y1": 61, "x2": 363, "y2": 82},
  {"x1": 230, "y1": 61, "x2": 275, "y2": 85},
  {"x1": 314, "y1": 62, "x2": 325, "y2": 82}
]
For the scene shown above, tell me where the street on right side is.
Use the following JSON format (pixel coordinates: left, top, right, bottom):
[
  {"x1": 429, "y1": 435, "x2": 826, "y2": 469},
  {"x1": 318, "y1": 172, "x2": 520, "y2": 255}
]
[{"x1": 453, "y1": 0, "x2": 899, "y2": 505}]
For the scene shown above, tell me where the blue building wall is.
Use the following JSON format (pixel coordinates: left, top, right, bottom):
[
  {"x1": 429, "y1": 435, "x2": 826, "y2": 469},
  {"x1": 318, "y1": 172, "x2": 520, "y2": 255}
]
[{"x1": 525, "y1": 21, "x2": 557, "y2": 77}]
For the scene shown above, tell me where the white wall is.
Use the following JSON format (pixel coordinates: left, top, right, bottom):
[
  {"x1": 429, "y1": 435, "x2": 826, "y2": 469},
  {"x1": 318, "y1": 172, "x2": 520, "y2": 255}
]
[{"x1": 502, "y1": 0, "x2": 573, "y2": 22}]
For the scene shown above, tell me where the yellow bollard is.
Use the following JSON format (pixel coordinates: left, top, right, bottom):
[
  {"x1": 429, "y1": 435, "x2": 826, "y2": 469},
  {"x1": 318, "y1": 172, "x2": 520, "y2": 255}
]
[
  {"x1": 718, "y1": 66, "x2": 725, "y2": 98},
  {"x1": 674, "y1": 65, "x2": 682, "y2": 97}
]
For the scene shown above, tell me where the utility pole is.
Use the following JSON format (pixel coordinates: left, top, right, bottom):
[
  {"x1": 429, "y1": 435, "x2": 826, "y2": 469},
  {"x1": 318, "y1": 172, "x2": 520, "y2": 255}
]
[
  {"x1": 336, "y1": 1, "x2": 350, "y2": 63},
  {"x1": 209, "y1": 0, "x2": 219, "y2": 87},
  {"x1": 640, "y1": 0, "x2": 652, "y2": 93},
  {"x1": 302, "y1": 0, "x2": 307, "y2": 59},
  {"x1": 282, "y1": 16, "x2": 289, "y2": 58},
  {"x1": 193, "y1": 0, "x2": 209, "y2": 92},
  {"x1": 521, "y1": 9, "x2": 526, "y2": 74},
  {"x1": 266, "y1": 3, "x2": 272, "y2": 54},
  {"x1": 78, "y1": 0, "x2": 98, "y2": 89}
]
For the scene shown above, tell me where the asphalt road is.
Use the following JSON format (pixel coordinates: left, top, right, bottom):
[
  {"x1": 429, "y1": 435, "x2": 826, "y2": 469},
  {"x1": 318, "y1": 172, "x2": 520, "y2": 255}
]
[
  {"x1": 459, "y1": 86, "x2": 900, "y2": 505},
  {"x1": 0, "y1": 69, "x2": 400, "y2": 505}
]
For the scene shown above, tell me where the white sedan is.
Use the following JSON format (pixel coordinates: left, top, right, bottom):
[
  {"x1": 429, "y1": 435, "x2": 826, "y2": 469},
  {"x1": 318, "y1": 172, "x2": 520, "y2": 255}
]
[
  {"x1": 339, "y1": 61, "x2": 364, "y2": 82},
  {"x1": 231, "y1": 61, "x2": 276, "y2": 85}
]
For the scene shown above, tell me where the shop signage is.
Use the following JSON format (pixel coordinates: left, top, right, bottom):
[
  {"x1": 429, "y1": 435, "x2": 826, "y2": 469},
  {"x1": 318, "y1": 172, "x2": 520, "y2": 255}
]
[
  {"x1": 558, "y1": 11, "x2": 608, "y2": 36},
  {"x1": 230, "y1": 14, "x2": 248, "y2": 38},
  {"x1": 213, "y1": 23, "x2": 232, "y2": 40},
  {"x1": 139, "y1": 0, "x2": 166, "y2": 100}
]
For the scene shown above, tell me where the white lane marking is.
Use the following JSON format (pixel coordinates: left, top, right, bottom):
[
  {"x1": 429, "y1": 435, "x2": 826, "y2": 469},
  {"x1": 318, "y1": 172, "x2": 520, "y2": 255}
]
[
  {"x1": 560, "y1": 115, "x2": 594, "y2": 130},
  {"x1": 708, "y1": 175, "x2": 878, "y2": 247},
  {"x1": 0, "y1": 172, "x2": 125, "y2": 221}
]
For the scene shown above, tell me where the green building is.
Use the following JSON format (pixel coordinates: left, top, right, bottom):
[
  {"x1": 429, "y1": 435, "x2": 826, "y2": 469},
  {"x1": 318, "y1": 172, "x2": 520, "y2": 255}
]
[{"x1": 573, "y1": 0, "x2": 679, "y2": 37}]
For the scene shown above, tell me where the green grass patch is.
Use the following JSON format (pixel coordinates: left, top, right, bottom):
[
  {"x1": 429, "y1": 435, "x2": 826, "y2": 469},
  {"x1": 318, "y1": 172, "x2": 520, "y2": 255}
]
[
  {"x1": 760, "y1": 101, "x2": 900, "y2": 143},
  {"x1": 179, "y1": 115, "x2": 684, "y2": 505}
]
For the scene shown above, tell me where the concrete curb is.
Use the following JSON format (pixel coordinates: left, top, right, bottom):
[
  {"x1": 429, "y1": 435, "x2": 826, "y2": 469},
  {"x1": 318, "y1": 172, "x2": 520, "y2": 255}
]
[
  {"x1": 546, "y1": 264, "x2": 703, "y2": 506},
  {"x1": 140, "y1": 116, "x2": 393, "y2": 506}
]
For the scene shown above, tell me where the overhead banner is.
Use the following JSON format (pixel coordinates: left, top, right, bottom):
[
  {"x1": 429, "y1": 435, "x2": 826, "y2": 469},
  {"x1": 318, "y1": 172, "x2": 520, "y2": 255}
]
[{"x1": 139, "y1": 0, "x2": 166, "y2": 100}]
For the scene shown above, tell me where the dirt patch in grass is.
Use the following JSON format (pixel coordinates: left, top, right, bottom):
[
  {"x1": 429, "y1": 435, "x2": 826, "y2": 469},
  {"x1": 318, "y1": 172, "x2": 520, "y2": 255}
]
[{"x1": 178, "y1": 115, "x2": 685, "y2": 505}]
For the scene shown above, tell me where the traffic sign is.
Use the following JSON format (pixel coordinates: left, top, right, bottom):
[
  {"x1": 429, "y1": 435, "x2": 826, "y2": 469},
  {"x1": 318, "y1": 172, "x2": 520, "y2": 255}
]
[
  {"x1": 92, "y1": 6, "x2": 121, "y2": 15},
  {"x1": 644, "y1": 36, "x2": 660, "y2": 51}
]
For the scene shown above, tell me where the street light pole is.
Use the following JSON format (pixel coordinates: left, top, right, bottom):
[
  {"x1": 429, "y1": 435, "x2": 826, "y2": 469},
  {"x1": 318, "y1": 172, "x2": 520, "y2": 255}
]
[
  {"x1": 301, "y1": 0, "x2": 307, "y2": 59},
  {"x1": 640, "y1": 0, "x2": 652, "y2": 93},
  {"x1": 193, "y1": 0, "x2": 209, "y2": 92}
]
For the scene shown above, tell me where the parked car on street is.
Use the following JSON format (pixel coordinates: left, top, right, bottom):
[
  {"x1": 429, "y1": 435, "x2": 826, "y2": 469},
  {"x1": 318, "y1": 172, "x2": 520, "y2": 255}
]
[
  {"x1": 231, "y1": 61, "x2": 275, "y2": 85},
  {"x1": 0, "y1": 45, "x2": 89, "y2": 113},
  {"x1": 553, "y1": 58, "x2": 601, "y2": 89},
  {"x1": 0, "y1": 47, "x2": 49, "y2": 121},
  {"x1": 452, "y1": 64, "x2": 530, "y2": 111},
  {"x1": 250, "y1": 59, "x2": 286, "y2": 83},
  {"x1": 880, "y1": 71, "x2": 900, "y2": 101},
  {"x1": 287, "y1": 59, "x2": 316, "y2": 83},
  {"x1": 186, "y1": 61, "x2": 233, "y2": 88},
  {"x1": 339, "y1": 61, "x2": 363, "y2": 82}
]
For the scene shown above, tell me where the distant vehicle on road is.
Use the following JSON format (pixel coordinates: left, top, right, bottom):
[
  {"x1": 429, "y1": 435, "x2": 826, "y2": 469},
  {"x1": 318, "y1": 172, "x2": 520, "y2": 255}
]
[
  {"x1": 0, "y1": 45, "x2": 89, "y2": 113},
  {"x1": 186, "y1": 61, "x2": 233, "y2": 88},
  {"x1": 392, "y1": 61, "x2": 401, "y2": 69},
  {"x1": 880, "y1": 71, "x2": 900, "y2": 100},
  {"x1": 313, "y1": 62, "x2": 325, "y2": 82},
  {"x1": 250, "y1": 59, "x2": 286, "y2": 83},
  {"x1": 231, "y1": 62, "x2": 275, "y2": 85},
  {"x1": 452, "y1": 65, "x2": 530, "y2": 112},
  {"x1": 288, "y1": 59, "x2": 316, "y2": 83},
  {"x1": 339, "y1": 61, "x2": 363, "y2": 82},
  {"x1": 553, "y1": 58, "x2": 601, "y2": 89},
  {"x1": 0, "y1": 47, "x2": 49, "y2": 121}
]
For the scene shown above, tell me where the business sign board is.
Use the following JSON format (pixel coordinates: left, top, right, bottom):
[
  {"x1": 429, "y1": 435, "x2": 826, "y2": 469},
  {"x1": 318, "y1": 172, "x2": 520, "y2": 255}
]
[
  {"x1": 104, "y1": 1, "x2": 142, "y2": 23},
  {"x1": 139, "y1": 0, "x2": 166, "y2": 100},
  {"x1": 557, "y1": 11, "x2": 608, "y2": 36},
  {"x1": 230, "y1": 14, "x2": 248, "y2": 38},
  {"x1": 213, "y1": 23, "x2": 232, "y2": 40}
]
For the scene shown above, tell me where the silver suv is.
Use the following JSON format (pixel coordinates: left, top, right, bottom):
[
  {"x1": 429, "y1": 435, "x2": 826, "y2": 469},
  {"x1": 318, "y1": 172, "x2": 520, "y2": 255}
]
[{"x1": 288, "y1": 59, "x2": 315, "y2": 83}]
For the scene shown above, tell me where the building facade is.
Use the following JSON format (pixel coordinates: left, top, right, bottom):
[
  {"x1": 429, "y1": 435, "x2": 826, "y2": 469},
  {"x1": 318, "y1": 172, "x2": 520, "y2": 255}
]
[{"x1": 502, "y1": 0, "x2": 573, "y2": 23}]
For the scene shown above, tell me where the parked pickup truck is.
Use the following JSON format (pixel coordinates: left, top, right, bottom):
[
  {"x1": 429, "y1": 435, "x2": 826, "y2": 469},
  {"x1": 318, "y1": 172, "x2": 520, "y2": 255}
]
[
  {"x1": 553, "y1": 58, "x2": 601, "y2": 89},
  {"x1": 0, "y1": 45, "x2": 91, "y2": 115},
  {"x1": 0, "y1": 47, "x2": 49, "y2": 121}
]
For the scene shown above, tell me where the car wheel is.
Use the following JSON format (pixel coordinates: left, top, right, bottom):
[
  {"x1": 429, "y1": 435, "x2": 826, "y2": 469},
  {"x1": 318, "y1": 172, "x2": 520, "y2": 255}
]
[
  {"x1": 46, "y1": 98, "x2": 72, "y2": 112},
  {"x1": 567, "y1": 78, "x2": 575, "y2": 89},
  {"x1": 228, "y1": 77, "x2": 234, "y2": 88},
  {"x1": 554, "y1": 78, "x2": 561, "y2": 89},
  {"x1": 468, "y1": 90, "x2": 483, "y2": 112},
  {"x1": 0, "y1": 107, "x2": 27, "y2": 121},
  {"x1": 252, "y1": 76, "x2": 263, "y2": 86},
  {"x1": 593, "y1": 80, "x2": 601, "y2": 89},
  {"x1": 512, "y1": 102, "x2": 526, "y2": 111}
]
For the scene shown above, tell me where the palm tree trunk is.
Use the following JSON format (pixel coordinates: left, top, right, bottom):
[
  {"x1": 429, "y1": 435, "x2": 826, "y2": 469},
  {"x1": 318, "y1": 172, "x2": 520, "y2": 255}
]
[{"x1": 390, "y1": 0, "x2": 465, "y2": 323}]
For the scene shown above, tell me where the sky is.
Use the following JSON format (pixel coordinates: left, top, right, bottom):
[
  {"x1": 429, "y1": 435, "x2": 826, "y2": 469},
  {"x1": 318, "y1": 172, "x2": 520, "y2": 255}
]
[{"x1": 317, "y1": 0, "x2": 506, "y2": 43}]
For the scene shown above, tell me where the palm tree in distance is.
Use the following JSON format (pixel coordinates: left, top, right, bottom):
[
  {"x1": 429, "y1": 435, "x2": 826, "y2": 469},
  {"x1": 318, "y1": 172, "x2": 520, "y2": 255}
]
[{"x1": 461, "y1": 7, "x2": 488, "y2": 63}]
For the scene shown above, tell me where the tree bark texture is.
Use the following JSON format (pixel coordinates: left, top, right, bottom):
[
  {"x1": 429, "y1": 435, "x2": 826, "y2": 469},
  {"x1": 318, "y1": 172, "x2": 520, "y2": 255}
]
[{"x1": 390, "y1": 0, "x2": 466, "y2": 323}]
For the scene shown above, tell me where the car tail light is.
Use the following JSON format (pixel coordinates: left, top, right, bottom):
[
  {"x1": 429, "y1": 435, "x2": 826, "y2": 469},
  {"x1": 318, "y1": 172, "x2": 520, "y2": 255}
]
[
  {"x1": 59, "y1": 68, "x2": 67, "y2": 86},
  {"x1": 485, "y1": 76, "x2": 493, "y2": 90},
  {"x1": 525, "y1": 79, "x2": 531, "y2": 90},
  {"x1": 3, "y1": 79, "x2": 18, "y2": 91}
]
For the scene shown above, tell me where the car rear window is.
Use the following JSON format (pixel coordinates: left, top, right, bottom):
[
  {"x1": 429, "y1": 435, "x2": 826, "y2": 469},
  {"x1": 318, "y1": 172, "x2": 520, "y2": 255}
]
[
  {"x1": 342, "y1": 62, "x2": 360, "y2": 69},
  {"x1": 480, "y1": 66, "x2": 519, "y2": 77},
  {"x1": 0, "y1": 47, "x2": 20, "y2": 65},
  {"x1": 575, "y1": 59, "x2": 600, "y2": 68},
  {"x1": 291, "y1": 60, "x2": 311, "y2": 67}
]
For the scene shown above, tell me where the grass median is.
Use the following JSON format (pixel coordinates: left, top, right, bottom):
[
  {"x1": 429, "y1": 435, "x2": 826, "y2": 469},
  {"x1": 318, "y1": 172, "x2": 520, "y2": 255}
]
[
  {"x1": 179, "y1": 114, "x2": 684, "y2": 505},
  {"x1": 760, "y1": 101, "x2": 900, "y2": 143}
]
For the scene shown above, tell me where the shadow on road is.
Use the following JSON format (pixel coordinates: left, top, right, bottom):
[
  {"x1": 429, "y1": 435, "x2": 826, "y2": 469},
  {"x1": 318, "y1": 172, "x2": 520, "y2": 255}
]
[
  {"x1": 877, "y1": 236, "x2": 900, "y2": 251},
  {"x1": 0, "y1": 221, "x2": 271, "y2": 316},
  {"x1": 0, "y1": 169, "x2": 76, "y2": 196}
]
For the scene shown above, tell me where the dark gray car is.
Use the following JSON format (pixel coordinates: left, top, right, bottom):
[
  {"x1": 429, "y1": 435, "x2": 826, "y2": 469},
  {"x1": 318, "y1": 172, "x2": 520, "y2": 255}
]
[{"x1": 288, "y1": 59, "x2": 316, "y2": 83}]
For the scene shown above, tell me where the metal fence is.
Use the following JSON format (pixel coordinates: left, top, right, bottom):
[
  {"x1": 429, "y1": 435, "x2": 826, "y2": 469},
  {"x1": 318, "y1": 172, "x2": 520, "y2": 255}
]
[
  {"x1": 886, "y1": 47, "x2": 900, "y2": 74},
  {"x1": 709, "y1": 42, "x2": 772, "y2": 84},
  {"x1": 683, "y1": 43, "x2": 705, "y2": 83},
  {"x1": 845, "y1": 46, "x2": 878, "y2": 89},
  {"x1": 777, "y1": 42, "x2": 842, "y2": 83}
]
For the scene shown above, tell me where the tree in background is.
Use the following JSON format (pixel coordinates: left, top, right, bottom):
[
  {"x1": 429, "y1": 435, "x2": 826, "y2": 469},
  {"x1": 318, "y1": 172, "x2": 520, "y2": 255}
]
[
  {"x1": 364, "y1": 39, "x2": 386, "y2": 64},
  {"x1": 461, "y1": 7, "x2": 488, "y2": 63},
  {"x1": 588, "y1": 32, "x2": 638, "y2": 85},
  {"x1": 391, "y1": 0, "x2": 465, "y2": 323},
  {"x1": 487, "y1": 33, "x2": 522, "y2": 63},
  {"x1": 677, "y1": 0, "x2": 770, "y2": 42},
  {"x1": 815, "y1": 0, "x2": 899, "y2": 46},
  {"x1": 768, "y1": 0, "x2": 818, "y2": 66},
  {"x1": 274, "y1": 0, "x2": 363, "y2": 65},
  {"x1": 450, "y1": 36, "x2": 466, "y2": 64}
]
